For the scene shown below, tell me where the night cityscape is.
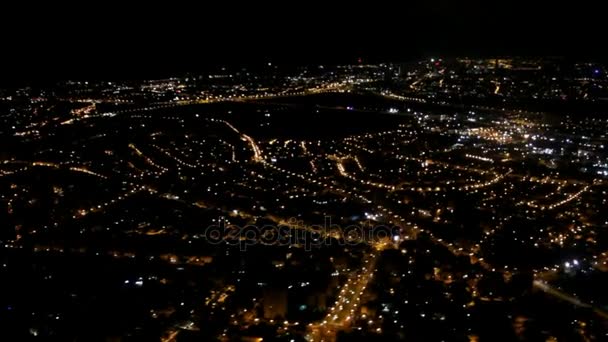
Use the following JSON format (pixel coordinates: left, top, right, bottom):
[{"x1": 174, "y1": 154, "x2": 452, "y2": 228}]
[
  {"x1": 2, "y1": 57, "x2": 608, "y2": 341},
  {"x1": 2, "y1": 3, "x2": 608, "y2": 342}
]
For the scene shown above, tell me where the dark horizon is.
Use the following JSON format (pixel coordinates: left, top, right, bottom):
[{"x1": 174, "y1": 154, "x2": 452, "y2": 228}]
[
  {"x1": 4, "y1": 52, "x2": 608, "y2": 87},
  {"x1": 2, "y1": 1, "x2": 606, "y2": 86}
]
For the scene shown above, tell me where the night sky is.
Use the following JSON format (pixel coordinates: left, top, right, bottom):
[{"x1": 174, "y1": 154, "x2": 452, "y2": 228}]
[{"x1": 1, "y1": 1, "x2": 604, "y2": 85}]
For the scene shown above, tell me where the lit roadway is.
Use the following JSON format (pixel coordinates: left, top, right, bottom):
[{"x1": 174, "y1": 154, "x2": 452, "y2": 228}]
[
  {"x1": 307, "y1": 252, "x2": 379, "y2": 342},
  {"x1": 533, "y1": 279, "x2": 608, "y2": 320}
]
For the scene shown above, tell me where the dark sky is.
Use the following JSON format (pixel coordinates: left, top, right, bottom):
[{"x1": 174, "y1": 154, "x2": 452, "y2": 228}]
[{"x1": 1, "y1": 1, "x2": 604, "y2": 84}]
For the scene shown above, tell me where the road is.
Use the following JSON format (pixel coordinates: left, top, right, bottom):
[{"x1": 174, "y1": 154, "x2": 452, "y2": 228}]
[
  {"x1": 533, "y1": 280, "x2": 608, "y2": 320},
  {"x1": 307, "y1": 252, "x2": 378, "y2": 342}
]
